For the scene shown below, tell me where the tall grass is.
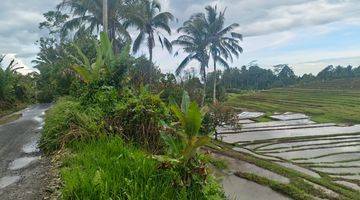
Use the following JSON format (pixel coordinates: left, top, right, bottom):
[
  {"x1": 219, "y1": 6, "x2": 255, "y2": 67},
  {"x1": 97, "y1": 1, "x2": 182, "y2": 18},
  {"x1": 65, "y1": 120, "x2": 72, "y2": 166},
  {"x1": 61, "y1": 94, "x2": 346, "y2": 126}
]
[
  {"x1": 40, "y1": 97, "x2": 105, "y2": 153},
  {"x1": 61, "y1": 137, "x2": 224, "y2": 200}
]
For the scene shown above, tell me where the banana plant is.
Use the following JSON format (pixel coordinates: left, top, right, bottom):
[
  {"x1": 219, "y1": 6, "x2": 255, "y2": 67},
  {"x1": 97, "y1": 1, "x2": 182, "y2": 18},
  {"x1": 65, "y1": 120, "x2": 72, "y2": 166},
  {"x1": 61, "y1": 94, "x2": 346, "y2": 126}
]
[
  {"x1": 158, "y1": 91, "x2": 210, "y2": 164},
  {"x1": 71, "y1": 32, "x2": 130, "y2": 84},
  {"x1": 0, "y1": 56, "x2": 23, "y2": 101}
]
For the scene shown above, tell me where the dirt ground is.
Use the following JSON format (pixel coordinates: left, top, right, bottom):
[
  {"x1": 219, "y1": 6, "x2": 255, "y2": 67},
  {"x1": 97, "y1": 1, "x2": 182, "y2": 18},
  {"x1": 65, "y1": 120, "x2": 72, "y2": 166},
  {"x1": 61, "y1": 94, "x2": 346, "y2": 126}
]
[{"x1": 0, "y1": 104, "x2": 56, "y2": 200}]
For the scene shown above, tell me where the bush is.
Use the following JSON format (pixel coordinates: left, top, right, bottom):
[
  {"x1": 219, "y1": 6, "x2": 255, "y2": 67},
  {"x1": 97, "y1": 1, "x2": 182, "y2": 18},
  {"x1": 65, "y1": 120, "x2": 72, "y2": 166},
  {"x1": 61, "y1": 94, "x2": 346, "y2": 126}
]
[
  {"x1": 202, "y1": 102, "x2": 240, "y2": 139},
  {"x1": 40, "y1": 97, "x2": 106, "y2": 153},
  {"x1": 80, "y1": 85, "x2": 119, "y2": 114},
  {"x1": 61, "y1": 137, "x2": 225, "y2": 200},
  {"x1": 107, "y1": 88, "x2": 171, "y2": 153}
]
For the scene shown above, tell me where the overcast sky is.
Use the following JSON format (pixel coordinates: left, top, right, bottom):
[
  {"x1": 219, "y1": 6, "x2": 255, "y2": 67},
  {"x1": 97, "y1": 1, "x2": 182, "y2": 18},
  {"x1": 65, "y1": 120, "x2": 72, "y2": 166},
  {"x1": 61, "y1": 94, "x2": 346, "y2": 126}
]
[{"x1": 0, "y1": 0, "x2": 360, "y2": 75}]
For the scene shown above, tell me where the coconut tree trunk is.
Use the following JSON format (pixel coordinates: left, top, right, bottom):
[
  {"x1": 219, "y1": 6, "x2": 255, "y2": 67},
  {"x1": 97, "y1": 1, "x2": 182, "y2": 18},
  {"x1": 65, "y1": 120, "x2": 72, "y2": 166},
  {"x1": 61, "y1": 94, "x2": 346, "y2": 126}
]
[
  {"x1": 109, "y1": 21, "x2": 119, "y2": 53},
  {"x1": 149, "y1": 46, "x2": 153, "y2": 63},
  {"x1": 103, "y1": 0, "x2": 108, "y2": 34},
  {"x1": 213, "y1": 58, "x2": 217, "y2": 103},
  {"x1": 201, "y1": 68, "x2": 207, "y2": 107}
]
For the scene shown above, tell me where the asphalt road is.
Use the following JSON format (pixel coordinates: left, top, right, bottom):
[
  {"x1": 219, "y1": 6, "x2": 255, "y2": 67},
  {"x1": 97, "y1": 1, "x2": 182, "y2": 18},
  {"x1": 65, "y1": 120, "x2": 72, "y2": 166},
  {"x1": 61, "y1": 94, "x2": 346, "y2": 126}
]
[{"x1": 0, "y1": 104, "x2": 51, "y2": 199}]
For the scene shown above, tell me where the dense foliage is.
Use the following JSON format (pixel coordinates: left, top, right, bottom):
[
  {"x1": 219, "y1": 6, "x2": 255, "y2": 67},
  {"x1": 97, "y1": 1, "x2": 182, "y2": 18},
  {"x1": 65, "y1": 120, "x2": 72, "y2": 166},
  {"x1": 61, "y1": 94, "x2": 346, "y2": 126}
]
[
  {"x1": 0, "y1": 56, "x2": 35, "y2": 113},
  {"x1": 37, "y1": 25, "x2": 226, "y2": 198}
]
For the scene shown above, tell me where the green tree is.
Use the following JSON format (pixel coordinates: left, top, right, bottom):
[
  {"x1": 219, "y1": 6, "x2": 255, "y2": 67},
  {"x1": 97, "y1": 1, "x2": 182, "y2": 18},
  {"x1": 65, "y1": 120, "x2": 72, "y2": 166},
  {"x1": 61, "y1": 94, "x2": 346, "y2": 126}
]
[
  {"x1": 173, "y1": 15, "x2": 210, "y2": 105},
  {"x1": 57, "y1": 0, "x2": 131, "y2": 50},
  {"x1": 0, "y1": 57, "x2": 22, "y2": 102},
  {"x1": 127, "y1": 0, "x2": 174, "y2": 63},
  {"x1": 199, "y1": 6, "x2": 243, "y2": 103}
]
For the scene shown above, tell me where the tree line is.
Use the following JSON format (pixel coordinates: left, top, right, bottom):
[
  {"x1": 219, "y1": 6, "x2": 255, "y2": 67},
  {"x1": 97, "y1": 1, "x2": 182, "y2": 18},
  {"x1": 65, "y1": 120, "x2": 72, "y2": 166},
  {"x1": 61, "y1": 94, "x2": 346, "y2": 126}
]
[{"x1": 213, "y1": 64, "x2": 360, "y2": 93}]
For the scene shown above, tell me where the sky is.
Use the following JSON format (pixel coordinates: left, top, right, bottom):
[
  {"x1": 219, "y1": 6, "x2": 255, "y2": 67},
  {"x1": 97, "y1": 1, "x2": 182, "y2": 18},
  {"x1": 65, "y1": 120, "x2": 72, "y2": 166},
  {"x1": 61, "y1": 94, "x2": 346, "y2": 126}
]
[{"x1": 0, "y1": 0, "x2": 359, "y2": 75}]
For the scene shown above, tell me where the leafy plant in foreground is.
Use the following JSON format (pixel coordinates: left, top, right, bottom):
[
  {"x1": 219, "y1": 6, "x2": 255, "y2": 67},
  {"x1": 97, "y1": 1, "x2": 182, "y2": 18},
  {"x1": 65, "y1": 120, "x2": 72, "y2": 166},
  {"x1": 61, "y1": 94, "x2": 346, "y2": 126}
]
[{"x1": 154, "y1": 92, "x2": 225, "y2": 199}]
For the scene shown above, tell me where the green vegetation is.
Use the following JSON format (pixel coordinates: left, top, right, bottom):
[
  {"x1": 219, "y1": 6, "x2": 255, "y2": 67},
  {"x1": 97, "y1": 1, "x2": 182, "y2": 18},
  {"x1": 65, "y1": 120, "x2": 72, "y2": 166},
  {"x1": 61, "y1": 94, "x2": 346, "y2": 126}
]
[
  {"x1": 61, "y1": 137, "x2": 224, "y2": 200},
  {"x1": 173, "y1": 6, "x2": 243, "y2": 103},
  {"x1": 0, "y1": 56, "x2": 35, "y2": 115},
  {"x1": 37, "y1": 24, "x2": 228, "y2": 198},
  {"x1": 226, "y1": 88, "x2": 360, "y2": 124},
  {"x1": 42, "y1": 92, "x2": 225, "y2": 199},
  {"x1": 40, "y1": 97, "x2": 105, "y2": 153}
]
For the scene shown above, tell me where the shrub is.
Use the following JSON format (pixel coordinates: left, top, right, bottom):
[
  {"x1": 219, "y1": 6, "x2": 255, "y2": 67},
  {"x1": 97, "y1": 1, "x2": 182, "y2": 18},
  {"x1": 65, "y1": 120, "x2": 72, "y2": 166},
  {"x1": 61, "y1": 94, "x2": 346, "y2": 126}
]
[
  {"x1": 40, "y1": 97, "x2": 106, "y2": 153},
  {"x1": 80, "y1": 85, "x2": 119, "y2": 114},
  {"x1": 202, "y1": 102, "x2": 240, "y2": 139},
  {"x1": 107, "y1": 88, "x2": 171, "y2": 153},
  {"x1": 154, "y1": 92, "x2": 225, "y2": 199},
  {"x1": 61, "y1": 137, "x2": 224, "y2": 200}
]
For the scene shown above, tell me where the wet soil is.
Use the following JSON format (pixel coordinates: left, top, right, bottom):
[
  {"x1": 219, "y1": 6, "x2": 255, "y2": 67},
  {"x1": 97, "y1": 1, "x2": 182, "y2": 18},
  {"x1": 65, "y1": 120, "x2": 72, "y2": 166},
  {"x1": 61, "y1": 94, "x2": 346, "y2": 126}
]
[{"x1": 0, "y1": 104, "x2": 52, "y2": 200}]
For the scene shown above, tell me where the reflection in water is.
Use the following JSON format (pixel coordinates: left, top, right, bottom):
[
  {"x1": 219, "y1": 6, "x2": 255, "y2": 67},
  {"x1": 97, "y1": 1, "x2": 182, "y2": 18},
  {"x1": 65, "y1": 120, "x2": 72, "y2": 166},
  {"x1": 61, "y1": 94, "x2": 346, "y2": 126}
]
[
  {"x1": 9, "y1": 157, "x2": 40, "y2": 170},
  {"x1": 0, "y1": 176, "x2": 21, "y2": 189}
]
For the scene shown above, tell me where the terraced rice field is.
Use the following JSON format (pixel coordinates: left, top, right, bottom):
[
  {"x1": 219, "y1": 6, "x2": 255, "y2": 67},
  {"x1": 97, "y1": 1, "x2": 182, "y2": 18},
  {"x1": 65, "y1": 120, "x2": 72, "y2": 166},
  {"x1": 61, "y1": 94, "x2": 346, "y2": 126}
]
[
  {"x1": 226, "y1": 88, "x2": 360, "y2": 124},
  {"x1": 217, "y1": 112, "x2": 360, "y2": 199}
]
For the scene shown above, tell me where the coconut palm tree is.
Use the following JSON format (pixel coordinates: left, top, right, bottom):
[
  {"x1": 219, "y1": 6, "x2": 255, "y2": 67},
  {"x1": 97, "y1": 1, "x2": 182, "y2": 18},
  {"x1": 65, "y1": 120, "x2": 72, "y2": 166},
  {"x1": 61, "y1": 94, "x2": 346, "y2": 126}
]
[
  {"x1": 57, "y1": 0, "x2": 131, "y2": 50},
  {"x1": 198, "y1": 6, "x2": 243, "y2": 103},
  {"x1": 172, "y1": 15, "x2": 210, "y2": 106},
  {"x1": 126, "y1": 0, "x2": 174, "y2": 63}
]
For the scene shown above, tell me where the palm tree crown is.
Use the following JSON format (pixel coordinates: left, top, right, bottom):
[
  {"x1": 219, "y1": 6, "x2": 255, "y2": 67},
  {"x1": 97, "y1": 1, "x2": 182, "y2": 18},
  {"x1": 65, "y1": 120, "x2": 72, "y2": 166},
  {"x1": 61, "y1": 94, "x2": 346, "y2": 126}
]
[
  {"x1": 172, "y1": 15, "x2": 210, "y2": 105},
  {"x1": 197, "y1": 6, "x2": 243, "y2": 102},
  {"x1": 173, "y1": 5, "x2": 243, "y2": 103},
  {"x1": 57, "y1": 0, "x2": 131, "y2": 47},
  {"x1": 126, "y1": 0, "x2": 174, "y2": 62}
]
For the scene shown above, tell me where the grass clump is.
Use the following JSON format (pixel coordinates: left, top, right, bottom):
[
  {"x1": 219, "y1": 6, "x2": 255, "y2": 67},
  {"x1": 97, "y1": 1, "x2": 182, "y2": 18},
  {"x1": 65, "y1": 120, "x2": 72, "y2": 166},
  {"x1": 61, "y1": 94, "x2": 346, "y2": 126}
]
[
  {"x1": 61, "y1": 137, "x2": 224, "y2": 200},
  {"x1": 40, "y1": 97, "x2": 106, "y2": 153}
]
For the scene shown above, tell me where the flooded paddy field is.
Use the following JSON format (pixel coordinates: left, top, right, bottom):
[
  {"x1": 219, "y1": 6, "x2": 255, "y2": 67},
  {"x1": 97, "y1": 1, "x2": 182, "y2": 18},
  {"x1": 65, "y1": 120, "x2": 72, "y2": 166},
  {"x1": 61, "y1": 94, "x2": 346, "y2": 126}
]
[{"x1": 216, "y1": 111, "x2": 360, "y2": 199}]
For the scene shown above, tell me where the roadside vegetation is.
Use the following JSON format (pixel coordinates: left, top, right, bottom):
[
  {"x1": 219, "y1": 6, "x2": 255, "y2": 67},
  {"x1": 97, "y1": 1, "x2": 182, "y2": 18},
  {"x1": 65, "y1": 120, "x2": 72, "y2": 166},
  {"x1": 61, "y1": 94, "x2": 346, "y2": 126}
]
[
  {"x1": 0, "y1": 56, "x2": 36, "y2": 117},
  {"x1": 35, "y1": 0, "x2": 242, "y2": 197}
]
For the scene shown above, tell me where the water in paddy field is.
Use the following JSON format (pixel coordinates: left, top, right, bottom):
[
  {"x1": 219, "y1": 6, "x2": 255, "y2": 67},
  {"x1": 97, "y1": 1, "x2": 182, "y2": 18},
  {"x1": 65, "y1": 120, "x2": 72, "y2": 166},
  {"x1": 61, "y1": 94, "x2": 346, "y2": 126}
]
[
  {"x1": 222, "y1": 175, "x2": 291, "y2": 200},
  {"x1": 221, "y1": 125, "x2": 360, "y2": 143},
  {"x1": 218, "y1": 111, "x2": 360, "y2": 183}
]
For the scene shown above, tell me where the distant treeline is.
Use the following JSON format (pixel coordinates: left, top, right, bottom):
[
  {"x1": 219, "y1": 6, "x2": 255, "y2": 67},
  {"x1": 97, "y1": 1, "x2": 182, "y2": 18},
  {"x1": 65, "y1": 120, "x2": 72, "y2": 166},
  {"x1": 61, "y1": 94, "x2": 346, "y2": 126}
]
[{"x1": 214, "y1": 64, "x2": 360, "y2": 91}]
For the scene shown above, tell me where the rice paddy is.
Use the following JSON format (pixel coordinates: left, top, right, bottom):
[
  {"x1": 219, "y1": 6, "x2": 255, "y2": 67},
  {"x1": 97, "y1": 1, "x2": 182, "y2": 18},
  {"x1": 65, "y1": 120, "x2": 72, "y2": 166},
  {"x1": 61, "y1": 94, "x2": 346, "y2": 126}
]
[{"x1": 216, "y1": 88, "x2": 360, "y2": 199}]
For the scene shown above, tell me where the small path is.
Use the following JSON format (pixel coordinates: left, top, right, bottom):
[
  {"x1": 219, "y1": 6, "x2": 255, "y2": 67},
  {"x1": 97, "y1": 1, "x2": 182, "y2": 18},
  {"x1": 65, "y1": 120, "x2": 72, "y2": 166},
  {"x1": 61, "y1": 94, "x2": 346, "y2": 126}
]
[{"x1": 0, "y1": 104, "x2": 51, "y2": 199}]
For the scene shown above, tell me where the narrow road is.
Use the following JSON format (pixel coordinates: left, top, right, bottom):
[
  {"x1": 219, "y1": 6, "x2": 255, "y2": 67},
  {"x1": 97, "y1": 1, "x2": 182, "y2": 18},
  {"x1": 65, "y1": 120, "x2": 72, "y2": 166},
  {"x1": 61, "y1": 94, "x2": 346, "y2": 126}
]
[{"x1": 0, "y1": 104, "x2": 51, "y2": 199}]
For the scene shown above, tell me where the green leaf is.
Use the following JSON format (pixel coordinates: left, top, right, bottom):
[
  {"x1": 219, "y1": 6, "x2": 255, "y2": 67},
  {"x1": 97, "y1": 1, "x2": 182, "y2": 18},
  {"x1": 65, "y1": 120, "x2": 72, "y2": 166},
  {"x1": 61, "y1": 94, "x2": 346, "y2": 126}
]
[
  {"x1": 181, "y1": 91, "x2": 190, "y2": 113},
  {"x1": 184, "y1": 102, "x2": 202, "y2": 136},
  {"x1": 72, "y1": 65, "x2": 92, "y2": 83},
  {"x1": 160, "y1": 133, "x2": 183, "y2": 156},
  {"x1": 152, "y1": 155, "x2": 180, "y2": 164}
]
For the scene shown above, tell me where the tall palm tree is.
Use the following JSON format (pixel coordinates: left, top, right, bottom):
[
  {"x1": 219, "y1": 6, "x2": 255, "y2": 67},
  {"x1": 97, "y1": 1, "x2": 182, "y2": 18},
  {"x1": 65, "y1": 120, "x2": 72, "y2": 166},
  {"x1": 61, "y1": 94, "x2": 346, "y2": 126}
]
[
  {"x1": 172, "y1": 15, "x2": 209, "y2": 105},
  {"x1": 57, "y1": 0, "x2": 131, "y2": 50},
  {"x1": 197, "y1": 6, "x2": 243, "y2": 103},
  {"x1": 126, "y1": 0, "x2": 174, "y2": 63}
]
